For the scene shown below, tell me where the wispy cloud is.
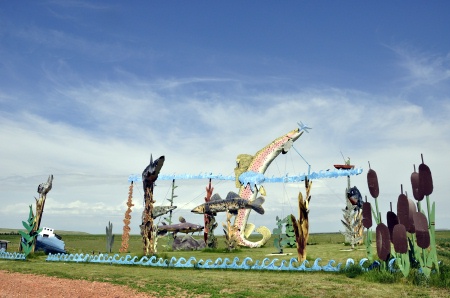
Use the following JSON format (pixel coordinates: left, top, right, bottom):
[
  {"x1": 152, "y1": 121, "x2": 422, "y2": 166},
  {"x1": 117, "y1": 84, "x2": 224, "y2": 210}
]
[{"x1": 390, "y1": 45, "x2": 450, "y2": 86}]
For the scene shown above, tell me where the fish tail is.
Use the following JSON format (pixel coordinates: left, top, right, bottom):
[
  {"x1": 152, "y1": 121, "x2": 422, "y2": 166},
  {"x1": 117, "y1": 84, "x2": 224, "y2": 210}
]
[{"x1": 250, "y1": 196, "x2": 265, "y2": 215}]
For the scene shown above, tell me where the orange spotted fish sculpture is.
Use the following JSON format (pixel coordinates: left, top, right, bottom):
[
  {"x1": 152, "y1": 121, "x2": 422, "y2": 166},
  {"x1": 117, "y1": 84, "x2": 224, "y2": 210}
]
[{"x1": 233, "y1": 124, "x2": 307, "y2": 247}]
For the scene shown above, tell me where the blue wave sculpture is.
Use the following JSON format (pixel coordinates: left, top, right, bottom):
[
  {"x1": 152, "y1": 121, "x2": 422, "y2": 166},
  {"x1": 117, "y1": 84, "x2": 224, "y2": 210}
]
[
  {"x1": 0, "y1": 251, "x2": 26, "y2": 260},
  {"x1": 46, "y1": 253, "x2": 368, "y2": 272}
]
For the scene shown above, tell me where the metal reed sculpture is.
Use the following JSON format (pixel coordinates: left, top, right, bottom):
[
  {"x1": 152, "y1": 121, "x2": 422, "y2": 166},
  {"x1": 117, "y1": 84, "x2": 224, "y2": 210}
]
[
  {"x1": 291, "y1": 178, "x2": 312, "y2": 262},
  {"x1": 19, "y1": 205, "x2": 42, "y2": 257},
  {"x1": 203, "y1": 179, "x2": 218, "y2": 248},
  {"x1": 120, "y1": 182, "x2": 134, "y2": 253}
]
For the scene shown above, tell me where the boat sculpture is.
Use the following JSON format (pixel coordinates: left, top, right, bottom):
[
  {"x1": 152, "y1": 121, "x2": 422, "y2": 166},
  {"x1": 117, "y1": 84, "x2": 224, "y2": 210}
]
[{"x1": 34, "y1": 227, "x2": 66, "y2": 254}]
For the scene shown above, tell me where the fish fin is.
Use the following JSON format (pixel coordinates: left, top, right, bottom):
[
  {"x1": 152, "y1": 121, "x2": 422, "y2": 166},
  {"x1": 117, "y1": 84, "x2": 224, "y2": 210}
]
[
  {"x1": 211, "y1": 193, "x2": 222, "y2": 201},
  {"x1": 250, "y1": 196, "x2": 265, "y2": 215},
  {"x1": 179, "y1": 216, "x2": 186, "y2": 223},
  {"x1": 259, "y1": 185, "x2": 267, "y2": 196},
  {"x1": 225, "y1": 191, "x2": 241, "y2": 200},
  {"x1": 244, "y1": 223, "x2": 255, "y2": 238}
]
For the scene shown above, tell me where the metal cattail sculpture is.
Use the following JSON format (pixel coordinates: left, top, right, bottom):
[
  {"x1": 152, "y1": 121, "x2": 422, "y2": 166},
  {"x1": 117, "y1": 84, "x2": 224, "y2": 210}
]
[
  {"x1": 410, "y1": 165, "x2": 424, "y2": 201},
  {"x1": 363, "y1": 154, "x2": 439, "y2": 278},
  {"x1": 386, "y1": 202, "x2": 399, "y2": 241}
]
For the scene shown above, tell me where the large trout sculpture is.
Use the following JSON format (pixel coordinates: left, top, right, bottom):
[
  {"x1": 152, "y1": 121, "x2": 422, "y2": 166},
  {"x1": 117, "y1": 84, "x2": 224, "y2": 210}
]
[{"x1": 233, "y1": 124, "x2": 307, "y2": 247}]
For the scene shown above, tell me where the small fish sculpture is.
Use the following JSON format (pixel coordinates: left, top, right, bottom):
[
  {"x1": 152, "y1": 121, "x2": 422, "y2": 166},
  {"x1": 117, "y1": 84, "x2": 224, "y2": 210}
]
[
  {"x1": 152, "y1": 205, "x2": 177, "y2": 219},
  {"x1": 157, "y1": 216, "x2": 204, "y2": 236},
  {"x1": 191, "y1": 191, "x2": 265, "y2": 215},
  {"x1": 347, "y1": 186, "x2": 363, "y2": 211}
]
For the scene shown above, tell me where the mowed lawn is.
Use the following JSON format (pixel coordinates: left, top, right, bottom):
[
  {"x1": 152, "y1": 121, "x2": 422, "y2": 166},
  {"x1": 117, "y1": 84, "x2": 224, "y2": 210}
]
[{"x1": 1, "y1": 230, "x2": 449, "y2": 298}]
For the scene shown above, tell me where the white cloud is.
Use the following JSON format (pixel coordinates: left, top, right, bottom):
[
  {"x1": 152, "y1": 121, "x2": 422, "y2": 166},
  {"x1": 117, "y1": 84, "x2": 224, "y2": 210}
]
[{"x1": 1, "y1": 80, "x2": 449, "y2": 235}]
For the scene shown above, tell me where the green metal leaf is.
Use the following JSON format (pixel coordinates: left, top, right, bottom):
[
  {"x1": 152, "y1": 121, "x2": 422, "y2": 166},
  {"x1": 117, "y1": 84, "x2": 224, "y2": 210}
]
[
  {"x1": 27, "y1": 205, "x2": 34, "y2": 221},
  {"x1": 22, "y1": 221, "x2": 32, "y2": 232},
  {"x1": 23, "y1": 245, "x2": 32, "y2": 256},
  {"x1": 18, "y1": 231, "x2": 32, "y2": 242}
]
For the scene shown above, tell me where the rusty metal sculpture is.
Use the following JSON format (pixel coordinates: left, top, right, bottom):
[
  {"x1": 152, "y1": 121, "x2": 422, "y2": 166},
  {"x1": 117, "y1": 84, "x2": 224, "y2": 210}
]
[
  {"x1": 291, "y1": 178, "x2": 312, "y2": 262},
  {"x1": 340, "y1": 182, "x2": 364, "y2": 248},
  {"x1": 119, "y1": 182, "x2": 134, "y2": 253},
  {"x1": 140, "y1": 155, "x2": 165, "y2": 256},
  {"x1": 203, "y1": 179, "x2": 218, "y2": 248},
  {"x1": 34, "y1": 175, "x2": 53, "y2": 235}
]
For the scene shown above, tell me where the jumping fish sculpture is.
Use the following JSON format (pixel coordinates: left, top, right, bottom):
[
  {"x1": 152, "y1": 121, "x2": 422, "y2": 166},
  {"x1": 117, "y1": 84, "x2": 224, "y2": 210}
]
[
  {"x1": 191, "y1": 191, "x2": 265, "y2": 215},
  {"x1": 233, "y1": 124, "x2": 306, "y2": 248},
  {"x1": 157, "y1": 217, "x2": 204, "y2": 236}
]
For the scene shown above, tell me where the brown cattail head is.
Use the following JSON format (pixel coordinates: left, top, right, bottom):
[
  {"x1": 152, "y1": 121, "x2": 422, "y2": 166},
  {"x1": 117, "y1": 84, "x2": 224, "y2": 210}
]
[
  {"x1": 397, "y1": 194, "x2": 416, "y2": 233},
  {"x1": 362, "y1": 202, "x2": 373, "y2": 229},
  {"x1": 376, "y1": 223, "x2": 391, "y2": 261},
  {"x1": 413, "y1": 211, "x2": 430, "y2": 249},
  {"x1": 407, "y1": 198, "x2": 416, "y2": 233},
  {"x1": 386, "y1": 210, "x2": 399, "y2": 241},
  {"x1": 392, "y1": 224, "x2": 408, "y2": 253},
  {"x1": 397, "y1": 194, "x2": 409, "y2": 230},
  {"x1": 411, "y1": 165, "x2": 424, "y2": 201},
  {"x1": 367, "y1": 163, "x2": 379, "y2": 199},
  {"x1": 418, "y1": 154, "x2": 433, "y2": 196}
]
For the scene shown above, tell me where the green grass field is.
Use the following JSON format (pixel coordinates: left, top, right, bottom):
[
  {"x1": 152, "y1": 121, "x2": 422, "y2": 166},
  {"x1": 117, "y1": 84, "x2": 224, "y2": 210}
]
[{"x1": 1, "y1": 229, "x2": 449, "y2": 298}]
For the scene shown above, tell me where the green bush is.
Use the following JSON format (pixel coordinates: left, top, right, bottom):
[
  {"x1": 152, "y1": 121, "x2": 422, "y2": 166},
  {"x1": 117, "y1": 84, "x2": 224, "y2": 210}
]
[{"x1": 341, "y1": 263, "x2": 364, "y2": 278}]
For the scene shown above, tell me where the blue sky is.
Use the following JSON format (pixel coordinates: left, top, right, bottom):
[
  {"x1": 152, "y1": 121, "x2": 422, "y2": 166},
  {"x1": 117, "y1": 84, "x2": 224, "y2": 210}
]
[{"x1": 1, "y1": 1, "x2": 449, "y2": 236}]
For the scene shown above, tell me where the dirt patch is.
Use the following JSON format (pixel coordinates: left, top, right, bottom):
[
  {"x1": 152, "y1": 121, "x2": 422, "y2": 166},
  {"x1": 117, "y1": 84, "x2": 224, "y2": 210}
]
[{"x1": 0, "y1": 270, "x2": 156, "y2": 298}]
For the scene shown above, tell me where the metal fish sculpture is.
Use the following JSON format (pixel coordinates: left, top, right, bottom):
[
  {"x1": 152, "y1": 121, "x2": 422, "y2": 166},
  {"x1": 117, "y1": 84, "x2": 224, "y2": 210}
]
[
  {"x1": 233, "y1": 125, "x2": 305, "y2": 247},
  {"x1": 157, "y1": 216, "x2": 204, "y2": 236},
  {"x1": 37, "y1": 174, "x2": 53, "y2": 195},
  {"x1": 142, "y1": 155, "x2": 165, "y2": 192},
  {"x1": 152, "y1": 205, "x2": 177, "y2": 219},
  {"x1": 346, "y1": 186, "x2": 363, "y2": 211},
  {"x1": 191, "y1": 191, "x2": 265, "y2": 215}
]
